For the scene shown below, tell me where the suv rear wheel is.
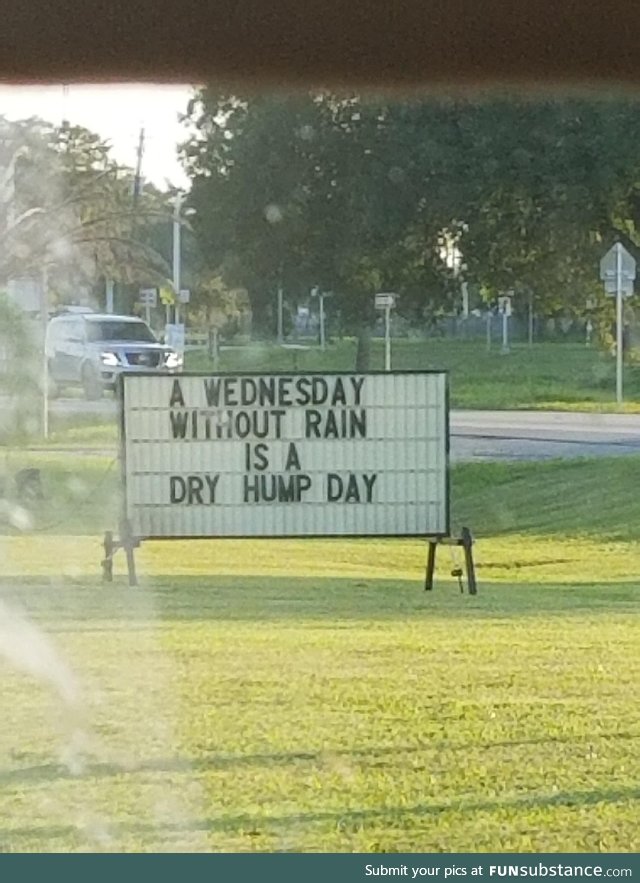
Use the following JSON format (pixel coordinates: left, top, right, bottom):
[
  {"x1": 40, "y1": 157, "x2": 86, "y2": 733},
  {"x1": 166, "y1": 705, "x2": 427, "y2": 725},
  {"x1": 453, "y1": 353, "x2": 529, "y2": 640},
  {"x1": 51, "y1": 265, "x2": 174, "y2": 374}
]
[{"x1": 82, "y1": 363, "x2": 103, "y2": 400}]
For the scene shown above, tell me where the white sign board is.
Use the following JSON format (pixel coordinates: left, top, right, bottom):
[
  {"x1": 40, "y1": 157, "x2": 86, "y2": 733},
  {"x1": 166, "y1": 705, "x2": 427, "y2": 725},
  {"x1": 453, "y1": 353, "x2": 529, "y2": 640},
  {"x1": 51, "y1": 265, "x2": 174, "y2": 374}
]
[
  {"x1": 375, "y1": 292, "x2": 397, "y2": 310},
  {"x1": 139, "y1": 288, "x2": 158, "y2": 307},
  {"x1": 121, "y1": 371, "x2": 449, "y2": 539},
  {"x1": 498, "y1": 295, "x2": 512, "y2": 316},
  {"x1": 600, "y1": 243, "x2": 636, "y2": 297},
  {"x1": 178, "y1": 289, "x2": 191, "y2": 304},
  {"x1": 164, "y1": 323, "x2": 185, "y2": 354}
]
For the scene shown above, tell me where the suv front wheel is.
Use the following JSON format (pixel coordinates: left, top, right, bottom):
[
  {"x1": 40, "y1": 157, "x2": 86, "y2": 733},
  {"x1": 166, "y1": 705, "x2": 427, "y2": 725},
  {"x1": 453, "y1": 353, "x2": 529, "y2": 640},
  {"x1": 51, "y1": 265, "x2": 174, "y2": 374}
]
[{"x1": 82, "y1": 363, "x2": 103, "y2": 400}]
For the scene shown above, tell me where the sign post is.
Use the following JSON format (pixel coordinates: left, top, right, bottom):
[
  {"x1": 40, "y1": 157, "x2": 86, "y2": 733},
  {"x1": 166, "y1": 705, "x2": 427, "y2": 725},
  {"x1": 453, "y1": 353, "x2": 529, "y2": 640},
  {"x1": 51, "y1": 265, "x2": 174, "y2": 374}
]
[
  {"x1": 138, "y1": 288, "x2": 157, "y2": 327},
  {"x1": 176, "y1": 288, "x2": 190, "y2": 327},
  {"x1": 375, "y1": 293, "x2": 397, "y2": 371},
  {"x1": 498, "y1": 294, "x2": 512, "y2": 354},
  {"x1": 600, "y1": 242, "x2": 636, "y2": 405},
  {"x1": 311, "y1": 287, "x2": 332, "y2": 351}
]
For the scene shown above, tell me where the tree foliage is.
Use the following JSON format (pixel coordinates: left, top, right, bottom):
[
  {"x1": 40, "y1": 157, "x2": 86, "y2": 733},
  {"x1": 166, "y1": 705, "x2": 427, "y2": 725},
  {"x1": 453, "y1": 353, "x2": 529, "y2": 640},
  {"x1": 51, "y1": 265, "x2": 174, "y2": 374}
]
[
  {"x1": 181, "y1": 91, "x2": 640, "y2": 335},
  {"x1": 0, "y1": 116, "x2": 170, "y2": 306}
]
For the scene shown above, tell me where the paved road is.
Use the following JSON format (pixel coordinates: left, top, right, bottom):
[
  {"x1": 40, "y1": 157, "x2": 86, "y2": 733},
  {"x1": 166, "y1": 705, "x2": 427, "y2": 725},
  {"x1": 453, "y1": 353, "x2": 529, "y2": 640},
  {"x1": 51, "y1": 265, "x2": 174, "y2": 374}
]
[
  {"x1": 17, "y1": 398, "x2": 640, "y2": 461},
  {"x1": 451, "y1": 410, "x2": 640, "y2": 461}
]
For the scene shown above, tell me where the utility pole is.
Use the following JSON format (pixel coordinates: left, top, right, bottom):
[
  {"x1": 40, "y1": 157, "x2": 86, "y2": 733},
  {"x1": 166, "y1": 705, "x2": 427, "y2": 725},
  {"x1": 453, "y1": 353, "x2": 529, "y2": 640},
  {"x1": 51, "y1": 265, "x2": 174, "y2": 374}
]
[
  {"x1": 277, "y1": 267, "x2": 284, "y2": 343},
  {"x1": 133, "y1": 128, "x2": 145, "y2": 209},
  {"x1": 173, "y1": 192, "x2": 183, "y2": 326},
  {"x1": 41, "y1": 265, "x2": 49, "y2": 439}
]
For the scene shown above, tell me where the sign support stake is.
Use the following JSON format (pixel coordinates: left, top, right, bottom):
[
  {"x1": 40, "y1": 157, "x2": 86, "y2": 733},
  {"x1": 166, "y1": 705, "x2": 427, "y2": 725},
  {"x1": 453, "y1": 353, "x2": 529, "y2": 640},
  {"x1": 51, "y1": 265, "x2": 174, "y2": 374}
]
[
  {"x1": 101, "y1": 520, "x2": 140, "y2": 587},
  {"x1": 616, "y1": 242, "x2": 624, "y2": 405},
  {"x1": 600, "y1": 240, "x2": 636, "y2": 405},
  {"x1": 424, "y1": 528, "x2": 477, "y2": 595}
]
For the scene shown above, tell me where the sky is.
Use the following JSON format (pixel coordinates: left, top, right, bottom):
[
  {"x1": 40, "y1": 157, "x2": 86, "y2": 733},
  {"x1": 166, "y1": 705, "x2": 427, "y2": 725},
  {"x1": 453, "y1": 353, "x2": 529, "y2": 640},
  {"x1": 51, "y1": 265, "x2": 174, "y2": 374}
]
[{"x1": 0, "y1": 84, "x2": 195, "y2": 189}]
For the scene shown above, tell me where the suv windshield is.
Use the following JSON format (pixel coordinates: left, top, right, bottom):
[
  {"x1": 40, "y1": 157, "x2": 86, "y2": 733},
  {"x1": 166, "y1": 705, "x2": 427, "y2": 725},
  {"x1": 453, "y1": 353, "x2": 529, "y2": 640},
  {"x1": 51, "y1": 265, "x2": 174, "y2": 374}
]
[{"x1": 86, "y1": 320, "x2": 156, "y2": 343}]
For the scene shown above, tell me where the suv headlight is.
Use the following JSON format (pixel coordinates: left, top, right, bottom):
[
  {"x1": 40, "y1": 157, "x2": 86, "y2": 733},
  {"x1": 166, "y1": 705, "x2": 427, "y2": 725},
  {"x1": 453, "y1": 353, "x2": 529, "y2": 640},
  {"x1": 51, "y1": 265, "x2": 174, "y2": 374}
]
[
  {"x1": 101, "y1": 351, "x2": 119, "y2": 366},
  {"x1": 165, "y1": 351, "x2": 183, "y2": 369}
]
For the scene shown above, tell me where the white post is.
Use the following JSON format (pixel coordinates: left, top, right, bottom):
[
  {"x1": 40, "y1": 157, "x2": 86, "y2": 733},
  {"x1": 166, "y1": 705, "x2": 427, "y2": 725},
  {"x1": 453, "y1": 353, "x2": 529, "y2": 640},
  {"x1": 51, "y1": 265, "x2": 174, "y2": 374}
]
[
  {"x1": 384, "y1": 306, "x2": 392, "y2": 371},
  {"x1": 172, "y1": 193, "x2": 182, "y2": 326},
  {"x1": 616, "y1": 242, "x2": 624, "y2": 404},
  {"x1": 145, "y1": 300, "x2": 151, "y2": 327},
  {"x1": 41, "y1": 265, "x2": 49, "y2": 439},
  {"x1": 106, "y1": 278, "x2": 115, "y2": 314},
  {"x1": 486, "y1": 311, "x2": 492, "y2": 352},
  {"x1": 461, "y1": 281, "x2": 469, "y2": 317},
  {"x1": 319, "y1": 293, "x2": 326, "y2": 351},
  {"x1": 277, "y1": 285, "x2": 284, "y2": 342},
  {"x1": 501, "y1": 309, "x2": 509, "y2": 354},
  {"x1": 212, "y1": 327, "x2": 219, "y2": 368}
]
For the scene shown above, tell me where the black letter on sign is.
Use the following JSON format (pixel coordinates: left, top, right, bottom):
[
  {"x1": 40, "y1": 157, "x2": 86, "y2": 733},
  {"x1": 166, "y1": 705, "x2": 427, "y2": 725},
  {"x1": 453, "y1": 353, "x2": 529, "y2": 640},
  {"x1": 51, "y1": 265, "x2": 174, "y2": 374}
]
[
  {"x1": 284, "y1": 443, "x2": 301, "y2": 471},
  {"x1": 187, "y1": 476, "x2": 205, "y2": 504},
  {"x1": 204, "y1": 474, "x2": 220, "y2": 503},
  {"x1": 363, "y1": 473, "x2": 377, "y2": 502},
  {"x1": 169, "y1": 379, "x2": 185, "y2": 407},
  {"x1": 170, "y1": 476, "x2": 187, "y2": 503},
  {"x1": 327, "y1": 473, "x2": 343, "y2": 502},
  {"x1": 305, "y1": 410, "x2": 322, "y2": 438},
  {"x1": 245, "y1": 443, "x2": 269, "y2": 471},
  {"x1": 170, "y1": 411, "x2": 189, "y2": 439},
  {"x1": 255, "y1": 443, "x2": 269, "y2": 471},
  {"x1": 298, "y1": 474, "x2": 312, "y2": 495}
]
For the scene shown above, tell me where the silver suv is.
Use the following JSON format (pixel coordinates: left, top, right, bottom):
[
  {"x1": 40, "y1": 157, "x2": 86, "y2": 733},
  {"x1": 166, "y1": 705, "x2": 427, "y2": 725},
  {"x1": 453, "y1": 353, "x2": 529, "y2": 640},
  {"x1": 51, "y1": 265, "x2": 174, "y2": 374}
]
[{"x1": 45, "y1": 313, "x2": 183, "y2": 399}]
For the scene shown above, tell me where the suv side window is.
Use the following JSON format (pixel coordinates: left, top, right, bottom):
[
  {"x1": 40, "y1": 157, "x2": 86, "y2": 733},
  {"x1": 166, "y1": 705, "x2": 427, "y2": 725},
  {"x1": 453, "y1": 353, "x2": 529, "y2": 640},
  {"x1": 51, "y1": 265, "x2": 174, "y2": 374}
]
[
  {"x1": 48, "y1": 319, "x2": 71, "y2": 347},
  {"x1": 46, "y1": 321, "x2": 60, "y2": 347},
  {"x1": 67, "y1": 319, "x2": 86, "y2": 342}
]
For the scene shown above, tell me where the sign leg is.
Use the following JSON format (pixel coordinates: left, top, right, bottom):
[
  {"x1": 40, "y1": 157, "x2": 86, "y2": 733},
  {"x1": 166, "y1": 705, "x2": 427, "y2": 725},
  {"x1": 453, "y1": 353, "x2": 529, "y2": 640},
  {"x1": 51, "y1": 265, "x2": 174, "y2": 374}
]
[
  {"x1": 461, "y1": 527, "x2": 477, "y2": 595},
  {"x1": 425, "y1": 540, "x2": 437, "y2": 591},
  {"x1": 101, "y1": 531, "x2": 114, "y2": 582},
  {"x1": 119, "y1": 518, "x2": 139, "y2": 587}
]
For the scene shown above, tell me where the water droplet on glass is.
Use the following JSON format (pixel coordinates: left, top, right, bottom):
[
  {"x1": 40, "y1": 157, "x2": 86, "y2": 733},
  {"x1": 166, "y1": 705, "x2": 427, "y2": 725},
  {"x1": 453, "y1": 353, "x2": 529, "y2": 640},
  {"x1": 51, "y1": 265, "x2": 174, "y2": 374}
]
[
  {"x1": 264, "y1": 204, "x2": 283, "y2": 224},
  {"x1": 298, "y1": 125, "x2": 315, "y2": 141},
  {"x1": 9, "y1": 505, "x2": 33, "y2": 531},
  {"x1": 387, "y1": 166, "x2": 405, "y2": 184}
]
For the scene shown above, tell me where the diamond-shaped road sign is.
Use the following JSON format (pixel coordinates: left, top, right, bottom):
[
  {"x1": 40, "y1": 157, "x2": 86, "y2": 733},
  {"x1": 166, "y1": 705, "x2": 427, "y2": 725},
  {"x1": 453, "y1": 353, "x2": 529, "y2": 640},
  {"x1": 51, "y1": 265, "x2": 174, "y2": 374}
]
[{"x1": 600, "y1": 243, "x2": 636, "y2": 297}]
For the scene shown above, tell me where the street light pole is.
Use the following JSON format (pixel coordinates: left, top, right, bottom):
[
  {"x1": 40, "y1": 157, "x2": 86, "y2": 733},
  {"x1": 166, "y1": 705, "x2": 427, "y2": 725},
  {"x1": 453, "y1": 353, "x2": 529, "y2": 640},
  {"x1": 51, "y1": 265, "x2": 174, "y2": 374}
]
[
  {"x1": 41, "y1": 264, "x2": 49, "y2": 439},
  {"x1": 172, "y1": 192, "x2": 183, "y2": 326},
  {"x1": 319, "y1": 292, "x2": 326, "y2": 350},
  {"x1": 311, "y1": 286, "x2": 328, "y2": 351}
]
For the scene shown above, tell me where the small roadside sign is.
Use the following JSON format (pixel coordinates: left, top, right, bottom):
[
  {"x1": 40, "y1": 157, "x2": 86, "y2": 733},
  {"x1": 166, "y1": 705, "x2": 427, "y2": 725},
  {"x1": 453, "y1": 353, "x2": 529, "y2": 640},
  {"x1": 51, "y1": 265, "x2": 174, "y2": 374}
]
[
  {"x1": 178, "y1": 289, "x2": 191, "y2": 304},
  {"x1": 139, "y1": 288, "x2": 157, "y2": 308},
  {"x1": 165, "y1": 323, "x2": 185, "y2": 354},
  {"x1": 600, "y1": 242, "x2": 636, "y2": 405},
  {"x1": 600, "y1": 243, "x2": 636, "y2": 297},
  {"x1": 374, "y1": 292, "x2": 397, "y2": 370},
  {"x1": 375, "y1": 292, "x2": 396, "y2": 310},
  {"x1": 498, "y1": 295, "x2": 512, "y2": 317}
]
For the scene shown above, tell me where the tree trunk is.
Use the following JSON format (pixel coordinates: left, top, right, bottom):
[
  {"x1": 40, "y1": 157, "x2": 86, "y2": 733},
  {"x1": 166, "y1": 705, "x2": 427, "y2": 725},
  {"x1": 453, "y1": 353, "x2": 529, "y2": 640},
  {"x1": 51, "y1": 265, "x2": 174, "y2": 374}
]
[{"x1": 355, "y1": 325, "x2": 372, "y2": 372}]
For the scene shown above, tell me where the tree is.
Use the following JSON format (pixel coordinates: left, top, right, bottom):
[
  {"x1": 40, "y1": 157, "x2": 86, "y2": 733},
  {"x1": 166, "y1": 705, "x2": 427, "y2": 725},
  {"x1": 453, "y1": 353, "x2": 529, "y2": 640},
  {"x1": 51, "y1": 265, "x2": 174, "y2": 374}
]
[
  {"x1": 1, "y1": 116, "x2": 171, "y2": 309},
  {"x1": 180, "y1": 91, "x2": 640, "y2": 354}
]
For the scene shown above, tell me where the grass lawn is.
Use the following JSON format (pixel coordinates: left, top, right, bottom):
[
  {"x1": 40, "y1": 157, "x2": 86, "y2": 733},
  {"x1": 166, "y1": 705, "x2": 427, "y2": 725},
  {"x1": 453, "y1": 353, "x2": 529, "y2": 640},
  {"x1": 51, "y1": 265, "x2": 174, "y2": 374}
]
[
  {"x1": 187, "y1": 339, "x2": 640, "y2": 411},
  {"x1": 0, "y1": 453, "x2": 639, "y2": 852}
]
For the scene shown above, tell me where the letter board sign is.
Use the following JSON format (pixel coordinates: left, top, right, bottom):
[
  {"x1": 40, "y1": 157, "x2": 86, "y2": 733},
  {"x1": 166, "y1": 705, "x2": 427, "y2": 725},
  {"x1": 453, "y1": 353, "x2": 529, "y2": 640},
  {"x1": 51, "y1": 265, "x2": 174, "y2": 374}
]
[{"x1": 120, "y1": 371, "x2": 449, "y2": 538}]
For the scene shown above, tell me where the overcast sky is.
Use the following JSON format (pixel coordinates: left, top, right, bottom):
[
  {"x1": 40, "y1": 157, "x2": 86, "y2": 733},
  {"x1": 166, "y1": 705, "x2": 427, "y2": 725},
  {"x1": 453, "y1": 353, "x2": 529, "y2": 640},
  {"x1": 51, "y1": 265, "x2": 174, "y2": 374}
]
[{"x1": 0, "y1": 84, "x2": 195, "y2": 189}]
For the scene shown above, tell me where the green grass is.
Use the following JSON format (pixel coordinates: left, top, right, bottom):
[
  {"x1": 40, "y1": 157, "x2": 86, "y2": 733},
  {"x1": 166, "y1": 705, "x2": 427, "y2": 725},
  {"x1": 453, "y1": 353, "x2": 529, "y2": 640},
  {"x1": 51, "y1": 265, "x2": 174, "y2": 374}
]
[
  {"x1": 187, "y1": 339, "x2": 640, "y2": 411},
  {"x1": 0, "y1": 454, "x2": 639, "y2": 852}
]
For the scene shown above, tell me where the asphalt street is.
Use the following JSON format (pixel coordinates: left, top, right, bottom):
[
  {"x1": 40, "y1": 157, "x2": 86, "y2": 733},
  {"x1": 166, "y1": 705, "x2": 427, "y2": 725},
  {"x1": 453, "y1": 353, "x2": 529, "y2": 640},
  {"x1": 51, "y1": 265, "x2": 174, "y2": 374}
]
[
  {"x1": 38, "y1": 397, "x2": 640, "y2": 461},
  {"x1": 450, "y1": 410, "x2": 640, "y2": 461}
]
